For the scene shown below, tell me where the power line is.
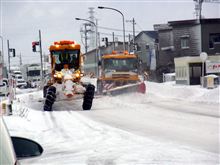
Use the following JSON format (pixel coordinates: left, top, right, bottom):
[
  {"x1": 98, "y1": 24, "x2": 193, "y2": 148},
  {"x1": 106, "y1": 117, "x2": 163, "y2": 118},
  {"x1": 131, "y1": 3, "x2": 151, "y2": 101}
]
[
  {"x1": 99, "y1": 32, "x2": 130, "y2": 38},
  {"x1": 98, "y1": 26, "x2": 140, "y2": 33},
  {"x1": 135, "y1": 22, "x2": 144, "y2": 31}
]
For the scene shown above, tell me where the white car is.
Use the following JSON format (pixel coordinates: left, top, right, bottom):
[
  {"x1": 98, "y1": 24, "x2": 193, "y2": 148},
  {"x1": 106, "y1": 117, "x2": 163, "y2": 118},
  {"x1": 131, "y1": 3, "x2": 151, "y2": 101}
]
[
  {"x1": 0, "y1": 117, "x2": 43, "y2": 164},
  {"x1": 14, "y1": 75, "x2": 27, "y2": 88},
  {"x1": 0, "y1": 78, "x2": 9, "y2": 96}
]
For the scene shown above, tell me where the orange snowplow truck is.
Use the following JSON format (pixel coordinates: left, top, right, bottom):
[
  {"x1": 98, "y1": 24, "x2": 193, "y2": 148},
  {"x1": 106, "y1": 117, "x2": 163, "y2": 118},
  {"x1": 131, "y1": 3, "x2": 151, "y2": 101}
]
[
  {"x1": 43, "y1": 40, "x2": 95, "y2": 111},
  {"x1": 97, "y1": 51, "x2": 146, "y2": 95}
]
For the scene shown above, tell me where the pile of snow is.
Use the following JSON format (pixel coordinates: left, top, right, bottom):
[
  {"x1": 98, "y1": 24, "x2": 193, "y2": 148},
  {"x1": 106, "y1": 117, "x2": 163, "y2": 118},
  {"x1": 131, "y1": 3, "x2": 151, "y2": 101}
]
[
  {"x1": 15, "y1": 87, "x2": 38, "y2": 95},
  {"x1": 146, "y1": 81, "x2": 219, "y2": 104}
]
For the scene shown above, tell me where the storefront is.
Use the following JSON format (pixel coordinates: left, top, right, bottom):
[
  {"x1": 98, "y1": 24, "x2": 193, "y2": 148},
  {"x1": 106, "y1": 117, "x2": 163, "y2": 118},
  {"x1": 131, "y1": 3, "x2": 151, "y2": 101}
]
[{"x1": 174, "y1": 55, "x2": 220, "y2": 85}]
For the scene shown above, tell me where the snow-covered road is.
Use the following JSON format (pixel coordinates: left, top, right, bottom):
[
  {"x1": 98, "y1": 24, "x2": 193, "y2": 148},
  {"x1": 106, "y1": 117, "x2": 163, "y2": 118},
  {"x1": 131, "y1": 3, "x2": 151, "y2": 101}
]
[
  {"x1": 81, "y1": 95, "x2": 219, "y2": 154},
  {"x1": 2, "y1": 81, "x2": 220, "y2": 164}
]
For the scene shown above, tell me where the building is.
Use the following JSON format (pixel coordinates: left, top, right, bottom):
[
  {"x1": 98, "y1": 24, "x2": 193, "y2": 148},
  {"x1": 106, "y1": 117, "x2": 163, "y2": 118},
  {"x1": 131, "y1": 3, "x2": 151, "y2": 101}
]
[
  {"x1": 134, "y1": 31, "x2": 158, "y2": 71},
  {"x1": 154, "y1": 18, "x2": 220, "y2": 84}
]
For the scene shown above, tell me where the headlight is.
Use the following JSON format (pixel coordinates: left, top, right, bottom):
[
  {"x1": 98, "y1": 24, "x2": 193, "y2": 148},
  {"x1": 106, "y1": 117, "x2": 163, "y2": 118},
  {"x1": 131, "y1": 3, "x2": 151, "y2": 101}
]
[
  {"x1": 75, "y1": 73, "x2": 80, "y2": 78},
  {"x1": 54, "y1": 72, "x2": 62, "y2": 78},
  {"x1": 57, "y1": 73, "x2": 62, "y2": 78}
]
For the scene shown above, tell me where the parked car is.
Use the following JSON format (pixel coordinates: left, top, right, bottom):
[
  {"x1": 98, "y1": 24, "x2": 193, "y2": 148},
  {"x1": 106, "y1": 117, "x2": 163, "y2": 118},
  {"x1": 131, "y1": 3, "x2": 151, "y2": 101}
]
[
  {"x1": 0, "y1": 117, "x2": 43, "y2": 164},
  {"x1": 14, "y1": 75, "x2": 27, "y2": 88},
  {"x1": 0, "y1": 78, "x2": 9, "y2": 96}
]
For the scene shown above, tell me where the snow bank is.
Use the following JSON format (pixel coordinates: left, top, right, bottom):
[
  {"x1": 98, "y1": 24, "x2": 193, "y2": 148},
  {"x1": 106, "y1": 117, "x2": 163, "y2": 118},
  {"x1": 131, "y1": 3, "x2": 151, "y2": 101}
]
[{"x1": 146, "y1": 81, "x2": 219, "y2": 104}]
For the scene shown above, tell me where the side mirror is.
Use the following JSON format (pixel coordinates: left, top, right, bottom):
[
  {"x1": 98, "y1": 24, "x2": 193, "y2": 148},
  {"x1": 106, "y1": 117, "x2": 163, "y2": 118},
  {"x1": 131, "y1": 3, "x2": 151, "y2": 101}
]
[{"x1": 11, "y1": 136, "x2": 43, "y2": 159}]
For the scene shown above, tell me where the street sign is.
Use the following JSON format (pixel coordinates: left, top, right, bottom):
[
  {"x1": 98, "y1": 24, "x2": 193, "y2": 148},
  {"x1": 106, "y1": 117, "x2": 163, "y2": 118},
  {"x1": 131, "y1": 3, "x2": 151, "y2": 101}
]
[
  {"x1": 200, "y1": 52, "x2": 208, "y2": 62},
  {"x1": 206, "y1": 61, "x2": 220, "y2": 73}
]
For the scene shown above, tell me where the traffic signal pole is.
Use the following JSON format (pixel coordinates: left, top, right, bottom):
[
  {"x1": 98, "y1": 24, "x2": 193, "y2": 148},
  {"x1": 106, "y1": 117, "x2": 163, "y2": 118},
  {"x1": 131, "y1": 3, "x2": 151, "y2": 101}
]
[
  {"x1": 7, "y1": 40, "x2": 10, "y2": 73},
  {"x1": 132, "y1": 18, "x2": 136, "y2": 54},
  {"x1": 39, "y1": 30, "x2": 43, "y2": 87}
]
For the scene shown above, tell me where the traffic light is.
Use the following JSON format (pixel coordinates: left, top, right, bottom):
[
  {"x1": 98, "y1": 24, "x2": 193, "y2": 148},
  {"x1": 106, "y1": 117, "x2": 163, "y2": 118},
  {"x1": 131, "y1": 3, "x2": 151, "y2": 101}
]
[
  {"x1": 102, "y1": 37, "x2": 108, "y2": 47},
  {"x1": 9, "y1": 48, "x2": 16, "y2": 57},
  {"x1": 32, "y1": 41, "x2": 39, "y2": 52}
]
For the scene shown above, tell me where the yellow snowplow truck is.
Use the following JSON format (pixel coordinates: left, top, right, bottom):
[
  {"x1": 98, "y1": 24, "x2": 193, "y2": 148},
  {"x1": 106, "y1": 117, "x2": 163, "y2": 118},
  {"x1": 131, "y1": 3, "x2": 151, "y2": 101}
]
[
  {"x1": 97, "y1": 51, "x2": 146, "y2": 95},
  {"x1": 43, "y1": 40, "x2": 95, "y2": 111}
]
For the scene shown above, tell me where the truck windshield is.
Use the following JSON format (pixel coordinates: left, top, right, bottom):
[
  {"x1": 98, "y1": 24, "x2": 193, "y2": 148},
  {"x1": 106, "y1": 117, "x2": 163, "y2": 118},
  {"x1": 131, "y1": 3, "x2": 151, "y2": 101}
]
[
  {"x1": 104, "y1": 58, "x2": 138, "y2": 72},
  {"x1": 51, "y1": 50, "x2": 80, "y2": 71},
  {"x1": 28, "y1": 70, "x2": 40, "y2": 76}
]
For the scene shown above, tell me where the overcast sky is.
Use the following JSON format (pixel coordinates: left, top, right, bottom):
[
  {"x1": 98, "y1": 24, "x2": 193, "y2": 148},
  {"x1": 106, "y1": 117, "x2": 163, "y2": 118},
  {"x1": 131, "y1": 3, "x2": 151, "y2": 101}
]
[{"x1": 0, "y1": 0, "x2": 219, "y2": 66}]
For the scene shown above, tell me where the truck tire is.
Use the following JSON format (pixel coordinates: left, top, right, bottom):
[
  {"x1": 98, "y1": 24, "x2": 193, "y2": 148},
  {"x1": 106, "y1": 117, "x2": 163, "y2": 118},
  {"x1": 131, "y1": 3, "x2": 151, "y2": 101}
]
[
  {"x1": 82, "y1": 84, "x2": 95, "y2": 110},
  {"x1": 43, "y1": 86, "x2": 56, "y2": 111},
  {"x1": 43, "y1": 85, "x2": 49, "y2": 98}
]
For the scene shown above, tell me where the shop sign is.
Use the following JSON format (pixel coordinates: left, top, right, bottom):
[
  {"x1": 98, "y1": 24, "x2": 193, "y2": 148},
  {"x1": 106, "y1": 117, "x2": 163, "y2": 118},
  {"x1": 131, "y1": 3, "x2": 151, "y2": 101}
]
[{"x1": 206, "y1": 61, "x2": 220, "y2": 73}]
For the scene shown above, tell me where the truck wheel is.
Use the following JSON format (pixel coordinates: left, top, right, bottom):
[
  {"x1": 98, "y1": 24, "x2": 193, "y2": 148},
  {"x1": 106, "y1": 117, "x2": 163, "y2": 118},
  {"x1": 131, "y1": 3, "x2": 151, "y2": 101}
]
[
  {"x1": 82, "y1": 84, "x2": 95, "y2": 110},
  {"x1": 43, "y1": 85, "x2": 49, "y2": 98},
  {"x1": 43, "y1": 86, "x2": 56, "y2": 111}
]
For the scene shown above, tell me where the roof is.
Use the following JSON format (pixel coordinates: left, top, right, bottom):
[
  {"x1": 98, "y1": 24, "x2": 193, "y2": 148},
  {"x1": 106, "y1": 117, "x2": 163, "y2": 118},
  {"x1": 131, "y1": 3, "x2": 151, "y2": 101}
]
[
  {"x1": 154, "y1": 24, "x2": 172, "y2": 31},
  {"x1": 168, "y1": 18, "x2": 220, "y2": 26},
  {"x1": 135, "y1": 31, "x2": 158, "y2": 40},
  {"x1": 49, "y1": 40, "x2": 80, "y2": 51}
]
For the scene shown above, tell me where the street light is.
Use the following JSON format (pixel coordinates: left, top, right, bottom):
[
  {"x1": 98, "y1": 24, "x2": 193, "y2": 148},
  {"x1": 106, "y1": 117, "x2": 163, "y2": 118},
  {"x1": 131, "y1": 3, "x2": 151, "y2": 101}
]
[
  {"x1": 98, "y1": 6, "x2": 126, "y2": 52},
  {"x1": 75, "y1": 17, "x2": 99, "y2": 78}
]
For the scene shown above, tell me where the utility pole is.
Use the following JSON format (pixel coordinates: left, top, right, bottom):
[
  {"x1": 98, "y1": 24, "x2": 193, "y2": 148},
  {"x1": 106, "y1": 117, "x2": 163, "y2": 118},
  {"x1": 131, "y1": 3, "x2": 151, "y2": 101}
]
[
  {"x1": 88, "y1": 7, "x2": 96, "y2": 50},
  {"x1": 7, "y1": 40, "x2": 10, "y2": 74},
  {"x1": 128, "y1": 34, "x2": 131, "y2": 53},
  {"x1": 85, "y1": 24, "x2": 88, "y2": 53},
  {"x1": 0, "y1": 36, "x2": 4, "y2": 66},
  {"x1": 19, "y1": 53, "x2": 22, "y2": 66},
  {"x1": 132, "y1": 18, "x2": 136, "y2": 53},
  {"x1": 126, "y1": 18, "x2": 136, "y2": 53},
  {"x1": 39, "y1": 30, "x2": 43, "y2": 86},
  {"x1": 76, "y1": 18, "x2": 99, "y2": 77},
  {"x1": 112, "y1": 32, "x2": 115, "y2": 50},
  {"x1": 84, "y1": 23, "x2": 91, "y2": 53}
]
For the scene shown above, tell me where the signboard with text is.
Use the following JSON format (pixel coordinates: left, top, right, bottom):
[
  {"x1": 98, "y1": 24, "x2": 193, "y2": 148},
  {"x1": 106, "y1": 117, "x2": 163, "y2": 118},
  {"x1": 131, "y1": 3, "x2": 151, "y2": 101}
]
[{"x1": 206, "y1": 61, "x2": 220, "y2": 73}]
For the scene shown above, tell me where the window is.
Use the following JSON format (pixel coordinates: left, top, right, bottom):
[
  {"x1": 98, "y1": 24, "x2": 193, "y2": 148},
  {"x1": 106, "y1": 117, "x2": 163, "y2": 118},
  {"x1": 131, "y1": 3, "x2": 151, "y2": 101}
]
[
  {"x1": 51, "y1": 50, "x2": 80, "y2": 71},
  {"x1": 136, "y1": 44, "x2": 141, "y2": 51},
  {"x1": 104, "y1": 58, "x2": 138, "y2": 72},
  {"x1": 28, "y1": 70, "x2": 40, "y2": 76},
  {"x1": 209, "y1": 33, "x2": 220, "y2": 49},
  {"x1": 180, "y1": 37, "x2": 189, "y2": 49}
]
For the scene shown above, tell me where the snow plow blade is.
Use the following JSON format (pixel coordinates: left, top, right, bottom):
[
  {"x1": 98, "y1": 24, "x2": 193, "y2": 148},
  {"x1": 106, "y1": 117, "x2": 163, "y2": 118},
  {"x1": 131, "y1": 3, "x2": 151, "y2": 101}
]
[{"x1": 103, "y1": 82, "x2": 146, "y2": 96}]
